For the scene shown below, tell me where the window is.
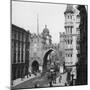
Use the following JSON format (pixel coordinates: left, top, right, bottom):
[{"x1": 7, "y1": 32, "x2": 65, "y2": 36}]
[
  {"x1": 77, "y1": 40, "x2": 80, "y2": 44},
  {"x1": 77, "y1": 15, "x2": 80, "y2": 19},
  {"x1": 66, "y1": 54, "x2": 69, "y2": 57},
  {"x1": 77, "y1": 28, "x2": 80, "y2": 34},
  {"x1": 66, "y1": 53, "x2": 72, "y2": 57},
  {"x1": 20, "y1": 33, "x2": 22, "y2": 41},
  {"x1": 66, "y1": 53, "x2": 67, "y2": 57},
  {"x1": 70, "y1": 27, "x2": 72, "y2": 34},
  {"x1": 71, "y1": 15, "x2": 72, "y2": 19},
  {"x1": 16, "y1": 32, "x2": 18, "y2": 40},
  {"x1": 12, "y1": 31, "x2": 14, "y2": 39},
  {"x1": 66, "y1": 28, "x2": 67, "y2": 34},
  {"x1": 70, "y1": 54, "x2": 72, "y2": 57},
  {"x1": 76, "y1": 45, "x2": 80, "y2": 50},
  {"x1": 13, "y1": 53, "x2": 16, "y2": 63},
  {"x1": 21, "y1": 53, "x2": 23, "y2": 62},
  {"x1": 68, "y1": 27, "x2": 69, "y2": 34},
  {"x1": 77, "y1": 28, "x2": 79, "y2": 31},
  {"x1": 76, "y1": 36, "x2": 80, "y2": 44},
  {"x1": 68, "y1": 40, "x2": 69, "y2": 44},
  {"x1": 68, "y1": 27, "x2": 69, "y2": 33},
  {"x1": 68, "y1": 15, "x2": 69, "y2": 19},
  {"x1": 14, "y1": 33, "x2": 16, "y2": 39},
  {"x1": 68, "y1": 54, "x2": 69, "y2": 57},
  {"x1": 22, "y1": 33, "x2": 24, "y2": 41},
  {"x1": 70, "y1": 39, "x2": 72, "y2": 44},
  {"x1": 71, "y1": 40, "x2": 73, "y2": 44},
  {"x1": 18, "y1": 53, "x2": 20, "y2": 62}
]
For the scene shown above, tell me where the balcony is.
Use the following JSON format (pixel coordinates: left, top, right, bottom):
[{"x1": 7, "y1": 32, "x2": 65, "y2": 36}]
[
  {"x1": 65, "y1": 45, "x2": 73, "y2": 50},
  {"x1": 65, "y1": 20, "x2": 74, "y2": 26}
]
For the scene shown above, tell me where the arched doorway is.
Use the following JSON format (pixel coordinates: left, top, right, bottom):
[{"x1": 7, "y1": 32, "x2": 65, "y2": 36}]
[
  {"x1": 43, "y1": 49, "x2": 54, "y2": 73},
  {"x1": 32, "y1": 61, "x2": 39, "y2": 73}
]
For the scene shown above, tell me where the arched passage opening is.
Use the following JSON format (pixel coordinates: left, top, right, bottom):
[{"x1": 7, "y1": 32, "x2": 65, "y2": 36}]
[
  {"x1": 32, "y1": 61, "x2": 39, "y2": 73},
  {"x1": 43, "y1": 49, "x2": 55, "y2": 73}
]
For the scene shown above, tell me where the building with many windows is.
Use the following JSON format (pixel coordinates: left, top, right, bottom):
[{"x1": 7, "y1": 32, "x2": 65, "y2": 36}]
[
  {"x1": 11, "y1": 24, "x2": 30, "y2": 82},
  {"x1": 59, "y1": 4, "x2": 80, "y2": 84}
]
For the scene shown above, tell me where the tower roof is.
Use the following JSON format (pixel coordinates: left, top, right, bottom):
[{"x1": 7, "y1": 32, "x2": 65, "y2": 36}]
[
  {"x1": 64, "y1": 4, "x2": 74, "y2": 14},
  {"x1": 43, "y1": 25, "x2": 49, "y2": 33}
]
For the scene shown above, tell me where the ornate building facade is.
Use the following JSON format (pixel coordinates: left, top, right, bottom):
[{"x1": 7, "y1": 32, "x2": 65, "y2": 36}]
[
  {"x1": 11, "y1": 24, "x2": 30, "y2": 82},
  {"x1": 59, "y1": 5, "x2": 80, "y2": 84}
]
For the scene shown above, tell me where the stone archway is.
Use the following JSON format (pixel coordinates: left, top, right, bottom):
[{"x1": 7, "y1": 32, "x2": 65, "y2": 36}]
[
  {"x1": 31, "y1": 61, "x2": 39, "y2": 73},
  {"x1": 42, "y1": 49, "x2": 55, "y2": 73}
]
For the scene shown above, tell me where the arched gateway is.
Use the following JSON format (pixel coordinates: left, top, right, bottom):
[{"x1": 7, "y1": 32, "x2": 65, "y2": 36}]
[
  {"x1": 32, "y1": 61, "x2": 39, "y2": 73},
  {"x1": 29, "y1": 48, "x2": 57, "y2": 74},
  {"x1": 43, "y1": 48, "x2": 56, "y2": 73}
]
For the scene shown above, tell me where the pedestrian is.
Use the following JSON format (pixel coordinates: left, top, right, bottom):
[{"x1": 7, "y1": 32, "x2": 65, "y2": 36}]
[
  {"x1": 59, "y1": 75, "x2": 62, "y2": 83},
  {"x1": 34, "y1": 83, "x2": 39, "y2": 88},
  {"x1": 34, "y1": 83, "x2": 38, "y2": 88},
  {"x1": 49, "y1": 81, "x2": 53, "y2": 87},
  {"x1": 29, "y1": 72, "x2": 31, "y2": 77},
  {"x1": 65, "y1": 82, "x2": 67, "y2": 86}
]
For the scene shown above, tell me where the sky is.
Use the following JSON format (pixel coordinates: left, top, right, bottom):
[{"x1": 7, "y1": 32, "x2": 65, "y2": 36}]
[{"x1": 12, "y1": 1, "x2": 67, "y2": 44}]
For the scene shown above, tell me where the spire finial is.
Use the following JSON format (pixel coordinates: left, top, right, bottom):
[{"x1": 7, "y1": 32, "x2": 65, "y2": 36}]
[{"x1": 45, "y1": 24, "x2": 47, "y2": 28}]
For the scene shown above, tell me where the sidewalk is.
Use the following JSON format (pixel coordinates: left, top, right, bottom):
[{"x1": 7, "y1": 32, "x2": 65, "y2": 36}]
[
  {"x1": 53, "y1": 72, "x2": 68, "y2": 86},
  {"x1": 12, "y1": 74, "x2": 40, "y2": 87}
]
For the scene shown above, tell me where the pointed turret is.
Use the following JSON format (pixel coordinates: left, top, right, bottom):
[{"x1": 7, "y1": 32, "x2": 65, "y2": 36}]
[{"x1": 64, "y1": 4, "x2": 74, "y2": 14}]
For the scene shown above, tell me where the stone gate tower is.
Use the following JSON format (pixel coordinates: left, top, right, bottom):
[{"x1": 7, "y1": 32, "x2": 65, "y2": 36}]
[{"x1": 29, "y1": 25, "x2": 52, "y2": 73}]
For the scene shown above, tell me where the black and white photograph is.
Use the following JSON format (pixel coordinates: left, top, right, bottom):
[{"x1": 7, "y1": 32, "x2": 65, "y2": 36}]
[{"x1": 11, "y1": 0, "x2": 88, "y2": 89}]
